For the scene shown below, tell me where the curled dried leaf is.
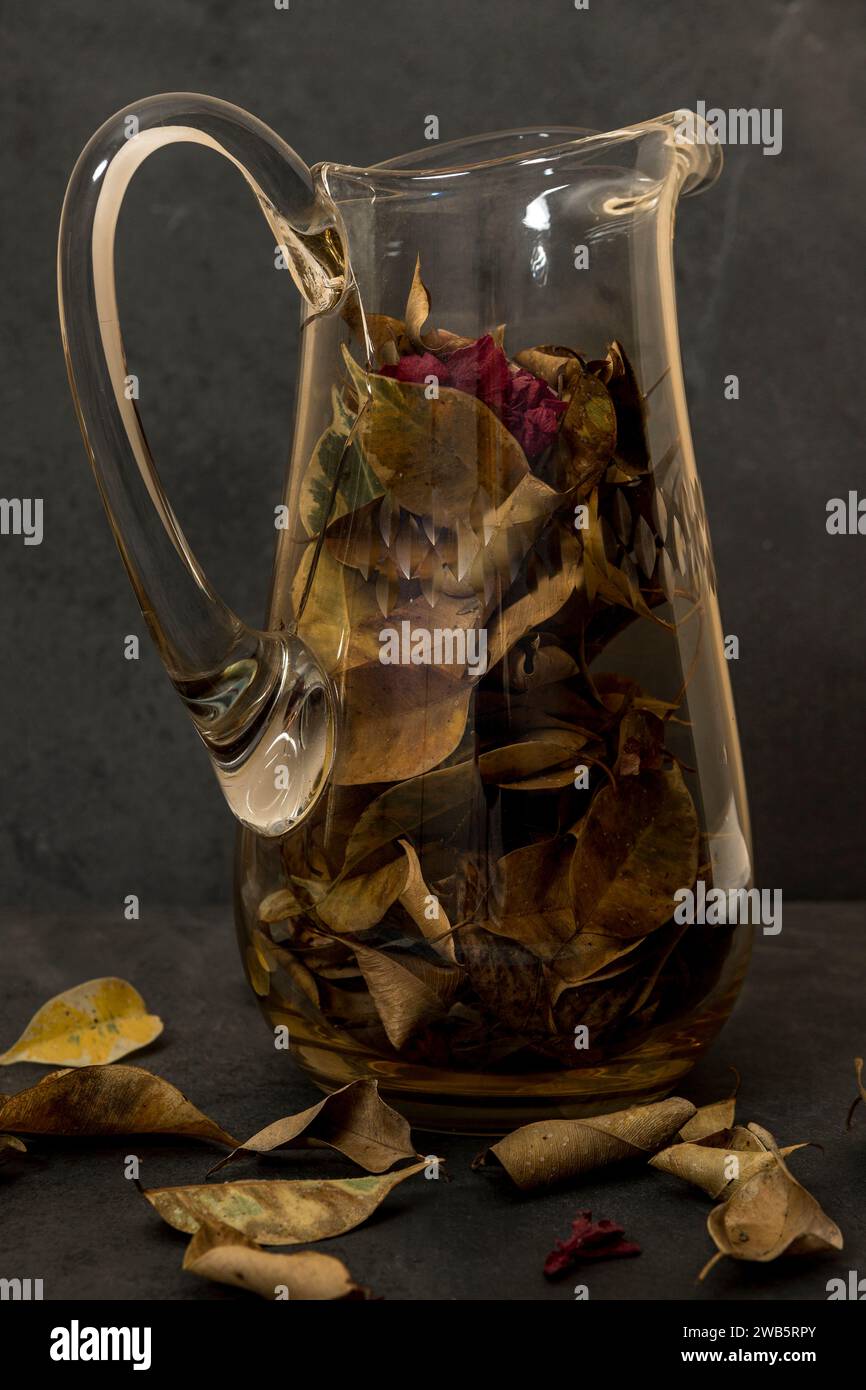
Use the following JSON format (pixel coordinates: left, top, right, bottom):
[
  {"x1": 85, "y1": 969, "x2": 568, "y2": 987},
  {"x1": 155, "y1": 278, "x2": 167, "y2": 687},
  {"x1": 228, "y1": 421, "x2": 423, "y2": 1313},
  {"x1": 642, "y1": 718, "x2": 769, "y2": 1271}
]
[
  {"x1": 0, "y1": 978, "x2": 163, "y2": 1068},
  {"x1": 474, "y1": 1096, "x2": 695, "y2": 1190},
  {"x1": 208, "y1": 1079, "x2": 417, "y2": 1176},
  {"x1": 183, "y1": 1220, "x2": 366, "y2": 1300},
  {"x1": 700, "y1": 1144, "x2": 842, "y2": 1277}
]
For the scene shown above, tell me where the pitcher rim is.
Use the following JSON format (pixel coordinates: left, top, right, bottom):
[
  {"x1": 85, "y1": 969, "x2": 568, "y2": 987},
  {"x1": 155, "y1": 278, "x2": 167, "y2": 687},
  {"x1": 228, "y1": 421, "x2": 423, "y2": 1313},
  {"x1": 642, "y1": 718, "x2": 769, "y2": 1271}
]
[{"x1": 320, "y1": 110, "x2": 723, "y2": 196}]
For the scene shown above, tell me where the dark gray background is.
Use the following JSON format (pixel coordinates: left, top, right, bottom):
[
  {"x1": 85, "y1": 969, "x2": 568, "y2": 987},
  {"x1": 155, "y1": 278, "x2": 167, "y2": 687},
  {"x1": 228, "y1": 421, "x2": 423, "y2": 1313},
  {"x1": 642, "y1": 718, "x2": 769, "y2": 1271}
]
[{"x1": 2, "y1": 0, "x2": 864, "y2": 912}]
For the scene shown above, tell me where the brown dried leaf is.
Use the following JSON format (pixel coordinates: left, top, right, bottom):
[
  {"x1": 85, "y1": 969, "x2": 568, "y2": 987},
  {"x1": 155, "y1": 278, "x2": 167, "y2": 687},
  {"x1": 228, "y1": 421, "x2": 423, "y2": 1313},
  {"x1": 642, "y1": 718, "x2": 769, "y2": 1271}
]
[
  {"x1": 651, "y1": 1129, "x2": 807, "y2": 1202},
  {"x1": 570, "y1": 767, "x2": 699, "y2": 940},
  {"x1": 143, "y1": 1158, "x2": 433, "y2": 1244},
  {"x1": 476, "y1": 1097, "x2": 695, "y2": 1190},
  {"x1": 183, "y1": 1220, "x2": 365, "y2": 1300},
  {"x1": 342, "y1": 760, "x2": 479, "y2": 872},
  {"x1": 479, "y1": 836, "x2": 575, "y2": 959},
  {"x1": 486, "y1": 533, "x2": 583, "y2": 671},
  {"x1": 352, "y1": 944, "x2": 461, "y2": 1050},
  {"x1": 678, "y1": 1082, "x2": 739, "y2": 1143},
  {"x1": 460, "y1": 925, "x2": 553, "y2": 1037},
  {"x1": 846, "y1": 1056, "x2": 866, "y2": 1128},
  {"x1": 208, "y1": 1079, "x2": 416, "y2": 1176},
  {"x1": 701, "y1": 1144, "x2": 842, "y2": 1276},
  {"x1": 0, "y1": 1065, "x2": 237, "y2": 1147},
  {"x1": 397, "y1": 839, "x2": 457, "y2": 961},
  {"x1": 478, "y1": 729, "x2": 587, "y2": 790},
  {"x1": 335, "y1": 662, "x2": 473, "y2": 785}
]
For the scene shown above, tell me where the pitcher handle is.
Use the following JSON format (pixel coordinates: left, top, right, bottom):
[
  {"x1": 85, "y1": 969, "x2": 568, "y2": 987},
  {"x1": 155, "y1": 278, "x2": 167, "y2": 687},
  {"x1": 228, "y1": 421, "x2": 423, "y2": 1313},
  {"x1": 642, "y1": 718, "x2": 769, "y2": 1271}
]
[{"x1": 58, "y1": 93, "x2": 345, "y2": 837}]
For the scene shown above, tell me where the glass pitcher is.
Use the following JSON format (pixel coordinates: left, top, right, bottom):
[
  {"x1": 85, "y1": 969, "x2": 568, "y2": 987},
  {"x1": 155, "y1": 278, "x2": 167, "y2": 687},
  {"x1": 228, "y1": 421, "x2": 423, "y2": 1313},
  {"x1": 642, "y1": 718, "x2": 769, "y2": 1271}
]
[{"x1": 59, "y1": 95, "x2": 752, "y2": 1131}]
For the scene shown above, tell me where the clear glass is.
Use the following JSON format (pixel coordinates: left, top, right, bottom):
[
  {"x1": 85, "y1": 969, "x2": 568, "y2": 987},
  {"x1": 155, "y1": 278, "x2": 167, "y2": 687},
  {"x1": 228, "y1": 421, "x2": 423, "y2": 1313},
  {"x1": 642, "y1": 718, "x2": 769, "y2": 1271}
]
[{"x1": 60, "y1": 101, "x2": 752, "y2": 1133}]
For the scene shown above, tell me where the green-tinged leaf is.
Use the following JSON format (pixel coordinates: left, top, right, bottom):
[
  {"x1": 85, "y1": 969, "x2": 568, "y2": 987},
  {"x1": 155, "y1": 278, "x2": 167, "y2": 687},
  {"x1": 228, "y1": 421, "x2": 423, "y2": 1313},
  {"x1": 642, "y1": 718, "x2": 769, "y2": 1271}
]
[{"x1": 143, "y1": 1158, "x2": 434, "y2": 1244}]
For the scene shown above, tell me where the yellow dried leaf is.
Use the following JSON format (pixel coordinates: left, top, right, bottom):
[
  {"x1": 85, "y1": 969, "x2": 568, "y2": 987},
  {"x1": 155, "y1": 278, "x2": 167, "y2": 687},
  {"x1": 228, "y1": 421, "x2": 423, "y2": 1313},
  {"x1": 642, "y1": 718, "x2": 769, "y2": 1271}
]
[
  {"x1": 182, "y1": 1221, "x2": 365, "y2": 1300},
  {"x1": 0, "y1": 978, "x2": 163, "y2": 1067}
]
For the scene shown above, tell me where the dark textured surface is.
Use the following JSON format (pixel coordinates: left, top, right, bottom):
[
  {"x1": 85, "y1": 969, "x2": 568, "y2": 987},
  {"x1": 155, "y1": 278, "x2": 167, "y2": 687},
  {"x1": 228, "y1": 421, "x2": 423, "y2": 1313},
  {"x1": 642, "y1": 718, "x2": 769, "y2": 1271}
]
[
  {"x1": 0, "y1": 903, "x2": 863, "y2": 1302},
  {"x1": 0, "y1": 0, "x2": 864, "y2": 909}
]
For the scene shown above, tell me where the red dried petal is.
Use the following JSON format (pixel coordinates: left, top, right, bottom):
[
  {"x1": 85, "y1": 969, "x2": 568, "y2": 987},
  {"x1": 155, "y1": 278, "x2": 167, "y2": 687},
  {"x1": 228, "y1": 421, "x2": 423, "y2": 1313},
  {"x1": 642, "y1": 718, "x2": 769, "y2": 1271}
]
[{"x1": 543, "y1": 1211, "x2": 641, "y2": 1280}]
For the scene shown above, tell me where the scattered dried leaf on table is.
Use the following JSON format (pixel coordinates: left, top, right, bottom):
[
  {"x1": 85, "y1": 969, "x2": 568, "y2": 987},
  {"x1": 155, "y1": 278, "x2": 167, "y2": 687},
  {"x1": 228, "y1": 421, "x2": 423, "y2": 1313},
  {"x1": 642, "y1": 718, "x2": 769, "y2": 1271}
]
[
  {"x1": 679, "y1": 1095, "x2": 737, "y2": 1144},
  {"x1": 0, "y1": 1065, "x2": 237, "y2": 1146},
  {"x1": 182, "y1": 1220, "x2": 366, "y2": 1300},
  {"x1": 0, "y1": 1134, "x2": 27, "y2": 1164},
  {"x1": 208, "y1": 1079, "x2": 417, "y2": 1176},
  {"x1": 651, "y1": 1128, "x2": 808, "y2": 1201},
  {"x1": 544, "y1": 1211, "x2": 640, "y2": 1279},
  {"x1": 474, "y1": 1097, "x2": 695, "y2": 1190},
  {"x1": 700, "y1": 1143, "x2": 843, "y2": 1278},
  {"x1": 846, "y1": 1056, "x2": 866, "y2": 1128},
  {"x1": 0, "y1": 978, "x2": 163, "y2": 1067},
  {"x1": 143, "y1": 1158, "x2": 434, "y2": 1244}
]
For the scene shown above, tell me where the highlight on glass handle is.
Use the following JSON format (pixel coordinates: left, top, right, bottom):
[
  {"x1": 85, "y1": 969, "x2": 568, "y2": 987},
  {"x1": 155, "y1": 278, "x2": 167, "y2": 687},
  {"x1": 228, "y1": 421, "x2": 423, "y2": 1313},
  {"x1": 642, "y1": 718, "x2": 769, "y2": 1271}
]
[{"x1": 58, "y1": 93, "x2": 347, "y2": 836}]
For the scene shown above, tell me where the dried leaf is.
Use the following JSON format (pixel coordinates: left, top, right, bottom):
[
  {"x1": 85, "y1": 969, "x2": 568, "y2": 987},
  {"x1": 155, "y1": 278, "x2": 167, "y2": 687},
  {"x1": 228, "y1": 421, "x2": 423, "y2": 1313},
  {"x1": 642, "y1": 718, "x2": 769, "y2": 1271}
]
[
  {"x1": 0, "y1": 1134, "x2": 27, "y2": 1164},
  {"x1": 342, "y1": 760, "x2": 479, "y2": 873},
  {"x1": 678, "y1": 1078, "x2": 739, "y2": 1142},
  {"x1": 342, "y1": 345, "x2": 530, "y2": 515},
  {"x1": 569, "y1": 767, "x2": 699, "y2": 940},
  {"x1": 0, "y1": 978, "x2": 163, "y2": 1068},
  {"x1": 404, "y1": 256, "x2": 432, "y2": 350},
  {"x1": 479, "y1": 836, "x2": 575, "y2": 959},
  {"x1": 0, "y1": 1065, "x2": 237, "y2": 1146},
  {"x1": 460, "y1": 926, "x2": 553, "y2": 1037},
  {"x1": 183, "y1": 1220, "x2": 365, "y2": 1300},
  {"x1": 846, "y1": 1056, "x2": 866, "y2": 1128},
  {"x1": 485, "y1": 532, "x2": 583, "y2": 671},
  {"x1": 208, "y1": 1079, "x2": 416, "y2": 1176},
  {"x1": 474, "y1": 1096, "x2": 695, "y2": 1190},
  {"x1": 396, "y1": 839, "x2": 457, "y2": 961},
  {"x1": 478, "y1": 729, "x2": 587, "y2": 790},
  {"x1": 258, "y1": 888, "x2": 308, "y2": 924},
  {"x1": 335, "y1": 662, "x2": 473, "y2": 785},
  {"x1": 352, "y1": 944, "x2": 461, "y2": 1050},
  {"x1": 701, "y1": 1143, "x2": 842, "y2": 1276},
  {"x1": 651, "y1": 1131, "x2": 807, "y2": 1201},
  {"x1": 558, "y1": 368, "x2": 617, "y2": 493},
  {"x1": 544, "y1": 1210, "x2": 641, "y2": 1278},
  {"x1": 143, "y1": 1158, "x2": 432, "y2": 1244},
  {"x1": 318, "y1": 857, "x2": 409, "y2": 934}
]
